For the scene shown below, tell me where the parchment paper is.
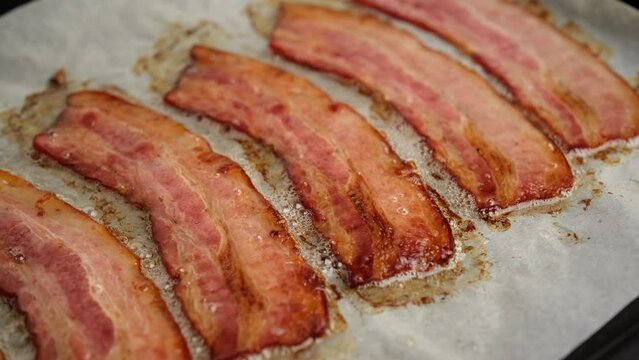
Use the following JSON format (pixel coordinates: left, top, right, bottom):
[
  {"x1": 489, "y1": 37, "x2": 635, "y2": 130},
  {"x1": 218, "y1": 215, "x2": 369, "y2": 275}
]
[{"x1": 1, "y1": 0, "x2": 638, "y2": 359}]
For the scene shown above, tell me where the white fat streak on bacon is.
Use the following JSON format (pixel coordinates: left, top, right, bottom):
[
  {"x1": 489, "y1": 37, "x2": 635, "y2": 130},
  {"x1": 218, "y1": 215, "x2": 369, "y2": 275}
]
[
  {"x1": 32, "y1": 91, "x2": 328, "y2": 360},
  {"x1": 269, "y1": 4, "x2": 574, "y2": 211},
  {"x1": 356, "y1": 0, "x2": 639, "y2": 149},
  {"x1": 164, "y1": 46, "x2": 455, "y2": 286},
  {"x1": 0, "y1": 170, "x2": 188, "y2": 360}
]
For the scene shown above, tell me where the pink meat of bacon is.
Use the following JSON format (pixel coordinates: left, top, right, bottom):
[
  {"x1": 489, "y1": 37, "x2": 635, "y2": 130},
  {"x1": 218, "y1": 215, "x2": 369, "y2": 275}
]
[
  {"x1": 165, "y1": 46, "x2": 455, "y2": 286},
  {"x1": 0, "y1": 170, "x2": 188, "y2": 360},
  {"x1": 33, "y1": 91, "x2": 328, "y2": 360},
  {"x1": 355, "y1": 0, "x2": 639, "y2": 149},
  {"x1": 270, "y1": 4, "x2": 574, "y2": 211}
]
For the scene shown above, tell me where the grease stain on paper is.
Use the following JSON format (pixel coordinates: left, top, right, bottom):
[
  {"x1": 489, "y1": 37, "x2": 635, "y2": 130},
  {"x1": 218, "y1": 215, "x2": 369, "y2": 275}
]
[
  {"x1": 354, "y1": 219, "x2": 490, "y2": 308},
  {"x1": 552, "y1": 222, "x2": 588, "y2": 246},
  {"x1": 0, "y1": 298, "x2": 35, "y2": 360},
  {"x1": 133, "y1": 21, "x2": 231, "y2": 94},
  {"x1": 244, "y1": 0, "x2": 350, "y2": 39}
]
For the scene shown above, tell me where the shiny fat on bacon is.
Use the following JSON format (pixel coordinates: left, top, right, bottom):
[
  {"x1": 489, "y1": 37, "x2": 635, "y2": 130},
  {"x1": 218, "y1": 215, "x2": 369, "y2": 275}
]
[
  {"x1": 270, "y1": 4, "x2": 574, "y2": 211},
  {"x1": 165, "y1": 46, "x2": 454, "y2": 286},
  {"x1": 33, "y1": 91, "x2": 328, "y2": 359},
  {"x1": 0, "y1": 170, "x2": 188, "y2": 360},
  {"x1": 355, "y1": 0, "x2": 639, "y2": 149}
]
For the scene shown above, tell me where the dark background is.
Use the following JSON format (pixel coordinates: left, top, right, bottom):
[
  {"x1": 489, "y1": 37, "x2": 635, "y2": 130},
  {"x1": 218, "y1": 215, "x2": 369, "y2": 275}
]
[{"x1": 0, "y1": 0, "x2": 638, "y2": 359}]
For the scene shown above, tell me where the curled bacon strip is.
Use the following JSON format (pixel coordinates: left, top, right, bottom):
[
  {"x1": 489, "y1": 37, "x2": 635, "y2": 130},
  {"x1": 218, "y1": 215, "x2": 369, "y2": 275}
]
[
  {"x1": 165, "y1": 46, "x2": 454, "y2": 286},
  {"x1": 33, "y1": 91, "x2": 328, "y2": 359},
  {"x1": 270, "y1": 4, "x2": 574, "y2": 211},
  {"x1": 356, "y1": 0, "x2": 639, "y2": 149},
  {"x1": 0, "y1": 170, "x2": 188, "y2": 360}
]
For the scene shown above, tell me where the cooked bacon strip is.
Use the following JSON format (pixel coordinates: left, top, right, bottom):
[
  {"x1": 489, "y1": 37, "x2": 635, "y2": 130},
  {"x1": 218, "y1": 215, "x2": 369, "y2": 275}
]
[
  {"x1": 33, "y1": 91, "x2": 328, "y2": 359},
  {"x1": 0, "y1": 170, "x2": 188, "y2": 360},
  {"x1": 165, "y1": 46, "x2": 454, "y2": 286},
  {"x1": 355, "y1": 0, "x2": 639, "y2": 149},
  {"x1": 270, "y1": 4, "x2": 574, "y2": 211}
]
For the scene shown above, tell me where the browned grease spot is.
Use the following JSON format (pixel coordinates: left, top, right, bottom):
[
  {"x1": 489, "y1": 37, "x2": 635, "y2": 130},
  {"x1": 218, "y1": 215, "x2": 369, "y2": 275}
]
[
  {"x1": 553, "y1": 222, "x2": 587, "y2": 246},
  {"x1": 237, "y1": 139, "x2": 287, "y2": 186},
  {"x1": 34, "y1": 193, "x2": 54, "y2": 216},
  {"x1": 89, "y1": 195, "x2": 129, "y2": 229},
  {"x1": 345, "y1": 78, "x2": 398, "y2": 125},
  {"x1": 329, "y1": 284, "x2": 342, "y2": 301},
  {"x1": 0, "y1": 297, "x2": 35, "y2": 358},
  {"x1": 512, "y1": 198, "x2": 569, "y2": 218},
  {"x1": 369, "y1": 97, "x2": 395, "y2": 123},
  {"x1": 0, "y1": 86, "x2": 67, "y2": 150},
  {"x1": 572, "y1": 156, "x2": 584, "y2": 165},
  {"x1": 133, "y1": 21, "x2": 231, "y2": 94},
  {"x1": 485, "y1": 217, "x2": 511, "y2": 232},
  {"x1": 590, "y1": 144, "x2": 632, "y2": 165},
  {"x1": 561, "y1": 21, "x2": 612, "y2": 60},
  {"x1": 582, "y1": 169, "x2": 605, "y2": 196},
  {"x1": 579, "y1": 198, "x2": 592, "y2": 210},
  {"x1": 563, "y1": 166, "x2": 606, "y2": 212},
  {"x1": 326, "y1": 291, "x2": 347, "y2": 335},
  {"x1": 49, "y1": 68, "x2": 67, "y2": 87}
]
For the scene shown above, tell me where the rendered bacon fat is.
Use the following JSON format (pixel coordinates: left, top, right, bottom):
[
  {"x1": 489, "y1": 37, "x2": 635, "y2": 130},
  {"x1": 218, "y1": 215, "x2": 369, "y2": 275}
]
[
  {"x1": 33, "y1": 91, "x2": 328, "y2": 359},
  {"x1": 165, "y1": 46, "x2": 454, "y2": 286},
  {"x1": 270, "y1": 4, "x2": 574, "y2": 211},
  {"x1": 0, "y1": 170, "x2": 188, "y2": 360},
  {"x1": 356, "y1": 0, "x2": 639, "y2": 149}
]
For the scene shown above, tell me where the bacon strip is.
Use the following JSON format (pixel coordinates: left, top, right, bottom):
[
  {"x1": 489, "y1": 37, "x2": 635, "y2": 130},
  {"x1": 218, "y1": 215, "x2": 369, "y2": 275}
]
[
  {"x1": 165, "y1": 46, "x2": 454, "y2": 286},
  {"x1": 33, "y1": 91, "x2": 328, "y2": 359},
  {"x1": 0, "y1": 170, "x2": 188, "y2": 360},
  {"x1": 270, "y1": 4, "x2": 574, "y2": 211},
  {"x1": 355, "y1": 0, "x2": 639, "y2": 149}
]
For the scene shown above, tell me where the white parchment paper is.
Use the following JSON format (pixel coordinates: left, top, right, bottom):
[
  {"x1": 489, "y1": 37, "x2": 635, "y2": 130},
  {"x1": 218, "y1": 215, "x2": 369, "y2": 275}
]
[{"x1": 0, "y1": 1, "x2": 638, "y2": 359}]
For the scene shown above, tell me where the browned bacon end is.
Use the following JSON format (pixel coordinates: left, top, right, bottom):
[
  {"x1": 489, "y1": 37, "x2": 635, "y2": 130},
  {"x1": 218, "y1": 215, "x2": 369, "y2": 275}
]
[
  {"x1": 165, "y1": 46, "x2": 455, "y2": 286},
  {"x1": 270, "y1": 4, "x2": 574, "y2": 212},
  {"x1": 33, "y1": 91, "x2": 329, "y2": 359},
  {"x1": 0, "y1": 170, "x2": 188, "y2": 360}
]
